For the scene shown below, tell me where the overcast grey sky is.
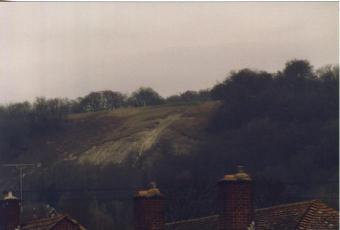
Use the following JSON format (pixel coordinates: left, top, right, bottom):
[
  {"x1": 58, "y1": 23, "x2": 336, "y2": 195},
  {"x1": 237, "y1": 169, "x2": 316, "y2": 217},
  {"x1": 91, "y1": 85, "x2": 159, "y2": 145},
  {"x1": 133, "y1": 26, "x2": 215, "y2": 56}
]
[{"x1": 0, "y1": 2, "x2": 338, "y2": 104}]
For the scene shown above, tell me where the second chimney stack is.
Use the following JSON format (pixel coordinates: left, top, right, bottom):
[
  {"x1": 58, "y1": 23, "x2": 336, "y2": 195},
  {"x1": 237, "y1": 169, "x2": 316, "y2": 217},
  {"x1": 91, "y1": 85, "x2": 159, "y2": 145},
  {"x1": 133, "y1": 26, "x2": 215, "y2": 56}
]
[
  {"x1": 134, "y1": 183, "x2": 166, "y2": 230},
  {"x1": 218, "y1": 166, "x2": 254, "y2": 230}
]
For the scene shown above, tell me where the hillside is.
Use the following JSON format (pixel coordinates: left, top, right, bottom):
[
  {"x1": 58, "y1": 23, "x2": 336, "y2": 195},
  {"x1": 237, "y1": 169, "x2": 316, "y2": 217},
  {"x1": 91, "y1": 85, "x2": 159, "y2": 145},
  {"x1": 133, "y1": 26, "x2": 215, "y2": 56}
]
[{"x1": 11, "y1": 102, "x2": 219, "y2": 167}]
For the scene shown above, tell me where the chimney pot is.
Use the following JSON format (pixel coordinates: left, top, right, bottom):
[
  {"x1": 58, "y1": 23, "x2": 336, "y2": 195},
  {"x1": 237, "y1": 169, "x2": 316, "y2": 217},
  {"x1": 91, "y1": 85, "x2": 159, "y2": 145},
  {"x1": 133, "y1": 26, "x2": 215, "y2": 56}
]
[{"x1": 3, "y1": 192, "x2": 17, "y2": 200}]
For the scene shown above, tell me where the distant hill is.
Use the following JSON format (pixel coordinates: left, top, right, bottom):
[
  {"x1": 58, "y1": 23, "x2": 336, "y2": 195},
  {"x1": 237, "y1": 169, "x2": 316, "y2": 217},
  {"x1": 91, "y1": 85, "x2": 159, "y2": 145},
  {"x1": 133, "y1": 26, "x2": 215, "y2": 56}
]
[{"x1": 7, "y1": 102, "x2": 219, "y2": 167}]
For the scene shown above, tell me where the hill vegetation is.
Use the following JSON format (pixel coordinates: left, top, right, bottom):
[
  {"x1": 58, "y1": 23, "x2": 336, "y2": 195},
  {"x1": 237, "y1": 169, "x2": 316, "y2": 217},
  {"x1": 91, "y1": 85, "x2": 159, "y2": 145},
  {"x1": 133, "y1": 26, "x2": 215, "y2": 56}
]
[{"x1": 0, "y1": 59, "x2": 338, "y2": 229}]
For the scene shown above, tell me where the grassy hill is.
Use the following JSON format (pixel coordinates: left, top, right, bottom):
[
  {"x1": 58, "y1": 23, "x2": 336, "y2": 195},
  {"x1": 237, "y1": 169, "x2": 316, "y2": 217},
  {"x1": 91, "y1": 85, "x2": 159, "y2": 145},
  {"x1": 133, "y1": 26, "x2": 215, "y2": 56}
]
[{"x1": 9, "y1": 101, "x2": 219, "y2": 167}]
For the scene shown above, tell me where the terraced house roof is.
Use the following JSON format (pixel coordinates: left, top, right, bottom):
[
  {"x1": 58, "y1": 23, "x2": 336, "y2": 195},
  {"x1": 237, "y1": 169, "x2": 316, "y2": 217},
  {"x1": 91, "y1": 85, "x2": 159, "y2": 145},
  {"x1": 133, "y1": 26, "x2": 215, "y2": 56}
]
[
  {"x1": 21, "y1": 214, "x2": 86, "y2": 230},
  {"x1": 165, "y1": 200, "x2": 339, "y2": 230}
]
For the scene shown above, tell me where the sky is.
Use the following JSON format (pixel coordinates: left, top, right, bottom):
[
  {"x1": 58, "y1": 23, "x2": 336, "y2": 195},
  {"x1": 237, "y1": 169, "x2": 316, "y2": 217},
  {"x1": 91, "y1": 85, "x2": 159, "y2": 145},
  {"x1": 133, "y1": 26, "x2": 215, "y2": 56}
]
[{"x1": 0, "y1": 2, "x2": 338, "y2": 104}]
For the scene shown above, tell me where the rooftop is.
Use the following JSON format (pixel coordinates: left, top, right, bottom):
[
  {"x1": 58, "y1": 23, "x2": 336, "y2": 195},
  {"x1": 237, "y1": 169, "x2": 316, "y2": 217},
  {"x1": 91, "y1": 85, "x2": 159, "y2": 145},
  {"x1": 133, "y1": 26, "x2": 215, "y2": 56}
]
[
  {"x1": 21, "y1": 214, "x2": 86, "y2": 230},
  {"x1": 165, "y1": 200, "x2": 339, "y2": 230}
]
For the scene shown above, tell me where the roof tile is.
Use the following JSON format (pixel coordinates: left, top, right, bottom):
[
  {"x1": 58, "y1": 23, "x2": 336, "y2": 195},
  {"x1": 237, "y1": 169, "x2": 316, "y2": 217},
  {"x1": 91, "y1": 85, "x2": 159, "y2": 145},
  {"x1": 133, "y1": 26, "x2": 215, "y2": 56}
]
[
  {"x1": 165, "y1": 200, "x2": 339, "y2": 230},
  {"x1": 21, "y1": 214, "x2": 87, "y2": 230}
]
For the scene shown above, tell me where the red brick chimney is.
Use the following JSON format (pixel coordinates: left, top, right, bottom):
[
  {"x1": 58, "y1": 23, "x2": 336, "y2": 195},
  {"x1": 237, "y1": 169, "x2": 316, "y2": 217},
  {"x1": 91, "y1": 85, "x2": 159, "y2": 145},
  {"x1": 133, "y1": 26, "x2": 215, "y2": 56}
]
[
  {"x1": 217, "y1": 166, "x2": 254, "y2": 230},
  {"x1": 134, "y1": 182, "x2": 166, "y2": 230},
  {"x1": 0, "y1": 191, "x2": 21, "y2": 230}
]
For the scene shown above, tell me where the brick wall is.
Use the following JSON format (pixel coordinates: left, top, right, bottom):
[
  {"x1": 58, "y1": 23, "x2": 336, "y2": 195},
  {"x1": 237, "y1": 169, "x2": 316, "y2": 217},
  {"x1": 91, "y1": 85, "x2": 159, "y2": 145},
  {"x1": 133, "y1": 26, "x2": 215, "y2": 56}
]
[
  {"x1": 0, "y1": 199, "x2": 20, "y2": 230},
  {"x1": 134, "y1": 196, "x2": 166, "y2": 230},
  {"x1": 218, "y1": 173, "x2": 253, "y2": 230}
]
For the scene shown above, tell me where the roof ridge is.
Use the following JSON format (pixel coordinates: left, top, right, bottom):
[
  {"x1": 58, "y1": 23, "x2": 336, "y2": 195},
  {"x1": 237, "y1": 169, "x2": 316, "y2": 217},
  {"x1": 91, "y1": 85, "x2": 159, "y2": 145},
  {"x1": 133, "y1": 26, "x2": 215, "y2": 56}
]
[
  {"x1": 47, "y1": 214, "x2": 87, "y2": 230},
  {"x1": 23, "y1": 214, "x2": 65, "y2": 224},
  {"x1": 47, "y1": 215, "x2": 68, "y2": 230},
  {"x1": 165, "y1": 215, "x2": 218, "y2": 225},
  {"x1": 297, "y1": 199, "x2": 339, "y2": 229},
  {"x1": 255, "y1": 200, "x2": 318, "y2": 212},
  {"x1": 293, "y1": 200, "x2": 316, "y2": 230},
  {"x1": 62, "y1": 214, "x2": 87, "y2": 230},
  {"x1": 308, "y1": 200, "x2": 339, "y2": 213},
  {"x1": 166, "y1": 200, "x2": 321, "y2": 225}
]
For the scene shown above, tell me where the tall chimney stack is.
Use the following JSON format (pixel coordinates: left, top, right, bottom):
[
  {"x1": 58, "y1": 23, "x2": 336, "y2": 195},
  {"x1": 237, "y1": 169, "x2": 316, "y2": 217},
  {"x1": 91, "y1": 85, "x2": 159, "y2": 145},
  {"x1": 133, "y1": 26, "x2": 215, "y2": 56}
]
[
  {"x1": 134, "y1": 182, "x2": 166, "y2": 230},
  {"x1": 0, "y1": 191, "x2": 21, "y2": 230},
  {"x1": 217, "y1": 166, "x2": 254, "y2": 230}
]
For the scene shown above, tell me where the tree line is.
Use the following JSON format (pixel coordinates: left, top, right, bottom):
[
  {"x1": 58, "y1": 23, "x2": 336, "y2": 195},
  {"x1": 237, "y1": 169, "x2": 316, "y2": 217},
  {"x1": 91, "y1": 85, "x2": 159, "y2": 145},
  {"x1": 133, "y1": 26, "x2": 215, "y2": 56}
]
[
  {"x1": 0, "y1": 87, "x2": 210, "y2": 159},
  {"x1": 65, "y1": 87, "x2": 211, "y2": 113},
  {"x1": 0, "y1": 87, "x2": 211, "y2": 116}
]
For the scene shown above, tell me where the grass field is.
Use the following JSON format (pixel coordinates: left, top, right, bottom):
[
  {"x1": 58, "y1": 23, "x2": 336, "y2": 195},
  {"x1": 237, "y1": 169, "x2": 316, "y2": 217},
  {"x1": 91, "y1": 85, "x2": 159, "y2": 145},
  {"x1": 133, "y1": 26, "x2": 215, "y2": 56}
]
[{"x1": 16, "y1": 101, "x2": 220, "y2": 166}]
